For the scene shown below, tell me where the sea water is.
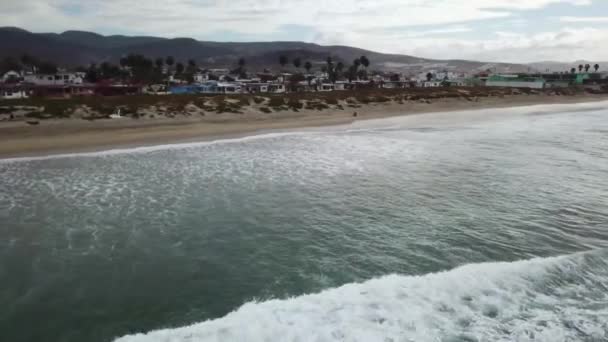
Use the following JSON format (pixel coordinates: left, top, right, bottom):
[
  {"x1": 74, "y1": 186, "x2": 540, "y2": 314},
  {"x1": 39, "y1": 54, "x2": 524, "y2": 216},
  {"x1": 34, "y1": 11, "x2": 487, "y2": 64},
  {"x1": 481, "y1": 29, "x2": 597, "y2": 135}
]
[{"x1": 1, "y1": 102, "x2": 607, "y2": 342}]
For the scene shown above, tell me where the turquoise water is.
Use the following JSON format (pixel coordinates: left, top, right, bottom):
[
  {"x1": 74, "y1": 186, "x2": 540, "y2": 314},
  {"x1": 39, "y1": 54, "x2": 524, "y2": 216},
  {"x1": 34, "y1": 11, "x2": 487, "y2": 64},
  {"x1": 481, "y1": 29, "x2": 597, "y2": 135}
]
[{"x1": 1, "y1": 102, "x2": 608, "y2": 342}]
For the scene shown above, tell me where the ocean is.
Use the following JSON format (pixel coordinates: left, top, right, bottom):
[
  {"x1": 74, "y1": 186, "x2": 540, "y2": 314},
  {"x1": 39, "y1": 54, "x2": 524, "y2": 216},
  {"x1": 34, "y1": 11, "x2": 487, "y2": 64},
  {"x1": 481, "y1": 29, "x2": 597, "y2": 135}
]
[{"x1": 1, "y1": 102, "x2": 608, "y2": 342}]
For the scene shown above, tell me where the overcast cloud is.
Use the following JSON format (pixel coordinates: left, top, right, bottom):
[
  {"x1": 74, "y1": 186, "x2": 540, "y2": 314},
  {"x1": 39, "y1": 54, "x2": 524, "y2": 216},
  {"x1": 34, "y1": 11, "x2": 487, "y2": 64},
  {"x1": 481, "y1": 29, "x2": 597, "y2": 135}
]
[{"x1": 1, "y1": 0, "x2": 607, "y2": 62}]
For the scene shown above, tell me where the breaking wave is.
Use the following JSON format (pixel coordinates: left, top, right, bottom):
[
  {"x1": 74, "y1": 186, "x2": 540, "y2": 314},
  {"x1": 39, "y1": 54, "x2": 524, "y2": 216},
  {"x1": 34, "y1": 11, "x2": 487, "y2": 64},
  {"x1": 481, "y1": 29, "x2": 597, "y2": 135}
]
[{"x1": 115, "y1": 250, "x2": 608, "y2": 342}]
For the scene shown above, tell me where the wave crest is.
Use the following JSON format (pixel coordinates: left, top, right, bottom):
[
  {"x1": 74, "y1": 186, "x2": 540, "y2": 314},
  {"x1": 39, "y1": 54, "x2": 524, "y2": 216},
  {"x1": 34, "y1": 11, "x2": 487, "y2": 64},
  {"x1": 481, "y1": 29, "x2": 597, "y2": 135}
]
[{"x1": 115, "y1": 250, "x2": 608, "y2": 342}]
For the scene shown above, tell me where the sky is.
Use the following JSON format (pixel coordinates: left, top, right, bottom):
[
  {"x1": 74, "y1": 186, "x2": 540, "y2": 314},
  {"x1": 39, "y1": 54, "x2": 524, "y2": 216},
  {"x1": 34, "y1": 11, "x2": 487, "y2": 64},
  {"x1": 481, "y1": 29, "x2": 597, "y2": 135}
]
[{"x1": 1, "y1": 0, "x2": 608, "y2": 63}]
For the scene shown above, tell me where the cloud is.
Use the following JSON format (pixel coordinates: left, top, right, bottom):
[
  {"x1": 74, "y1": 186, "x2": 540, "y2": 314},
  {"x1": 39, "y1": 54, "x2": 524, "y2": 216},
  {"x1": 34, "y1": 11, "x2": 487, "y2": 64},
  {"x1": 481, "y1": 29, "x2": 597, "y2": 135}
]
[
  {"x1": 0, "y1": 0, "x2": 605, "y2": 62},
  {"x1": 312, "y1": 25, "x2": 608, "y2": 63},
  {"x1": 559, "y1": 16, "x2": 608, "y2": 23}
]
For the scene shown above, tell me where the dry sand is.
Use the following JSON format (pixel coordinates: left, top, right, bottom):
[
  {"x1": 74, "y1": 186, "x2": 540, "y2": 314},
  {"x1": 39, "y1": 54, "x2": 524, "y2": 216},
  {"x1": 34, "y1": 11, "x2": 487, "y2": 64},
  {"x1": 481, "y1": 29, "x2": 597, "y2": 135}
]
[{"x1": 1, "y1": 93, "x2": 607, "y2": 158}]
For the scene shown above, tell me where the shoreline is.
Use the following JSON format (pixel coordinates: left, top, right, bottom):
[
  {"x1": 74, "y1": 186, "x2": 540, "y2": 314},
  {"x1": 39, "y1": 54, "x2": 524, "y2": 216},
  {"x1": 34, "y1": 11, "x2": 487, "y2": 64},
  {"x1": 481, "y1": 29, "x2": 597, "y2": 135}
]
[{"x1": 1, "y1": 93, "x2": 607, "y2": 159}]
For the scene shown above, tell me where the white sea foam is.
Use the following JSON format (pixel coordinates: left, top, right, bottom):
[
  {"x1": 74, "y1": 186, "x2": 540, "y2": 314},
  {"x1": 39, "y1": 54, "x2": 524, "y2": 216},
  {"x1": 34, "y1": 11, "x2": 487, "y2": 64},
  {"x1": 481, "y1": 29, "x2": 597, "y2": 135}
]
[
  {"x1": 115, "y1": 251, "x2": 608, "y2": 342},
  {"x1": 2, "y1": 100, "x2": 607, "y2": 164}
]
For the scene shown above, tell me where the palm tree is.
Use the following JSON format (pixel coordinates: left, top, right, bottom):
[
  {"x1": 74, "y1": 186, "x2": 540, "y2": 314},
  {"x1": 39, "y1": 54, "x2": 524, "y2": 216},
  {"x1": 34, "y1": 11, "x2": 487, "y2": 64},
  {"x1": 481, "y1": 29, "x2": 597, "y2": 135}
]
[
  {"x1": 347, "y1": 65, "x2": 357, "y2": 82},
  {"x1": 333, "y1": 61, "x2": 343, "y2": 81},
  {"x1": 155, "y1": 58, "x2": 164, "y2": 70},
  {"x1": 293, "y1": 57, "x2": 302, "y2": 69},
  {"x1": 578, "y1": 64, "x2": 583, "y2": 72},
  {"x1": 20, "y1": 54, "x2": 33, "y2": 66},
  {"x1": 353, "y1": 58, "x2": 361, "y2": 71},
  {"x1": 336, "y1": 62, "x2": 344, "y2": 74},
  {"x1": 585, "y1": 64, "x2": 591, "y2": 72},
  {"x1": 176, "y1": 62, "x2": 184, "y2": 75},
  {"x1": 426, "y1": 72, "x2": 433, "y2": 82},
  {"x1": 360, "y1": 55, "x2": 370, "y2": 69},
  {"x1": 236, "y1": 58, "x2": 246, "y2": 77},
  {"x1": 325, "y1": 57, "x2": 336, "y2": 82},
  {"x1": 279, "y1": 55, "x2": 289, "y2": 69},
  {"x1": 166, "y1": 56, "x2": 175, "y2": 66},
  {"x1": 570, "y1": 67, "x2": 576, "y2": 74},
  {"x1": 304, "y1": 61, "x2": 312, "y2": 74},
  {"x1": 594, "y1": 64, "x2": 600, "y2": 72},
  {"x1": 166, "y1": 56, "x2": 175, "y2": 74}
]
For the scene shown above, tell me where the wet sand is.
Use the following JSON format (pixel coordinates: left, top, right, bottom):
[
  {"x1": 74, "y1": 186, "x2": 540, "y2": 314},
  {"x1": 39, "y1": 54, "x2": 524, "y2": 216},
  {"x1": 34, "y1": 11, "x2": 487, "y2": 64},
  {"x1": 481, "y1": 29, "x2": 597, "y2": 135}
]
[{"x1": 1, "y1": 94, "x2": 607, "y2": 158}]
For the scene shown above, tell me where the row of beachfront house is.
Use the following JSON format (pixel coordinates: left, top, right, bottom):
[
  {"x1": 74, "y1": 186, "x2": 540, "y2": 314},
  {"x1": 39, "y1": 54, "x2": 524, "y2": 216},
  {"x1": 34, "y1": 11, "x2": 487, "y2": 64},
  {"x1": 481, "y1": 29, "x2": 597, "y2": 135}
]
[{"x1": 1, "y1": 68, "x2": 607, "y2": 100}]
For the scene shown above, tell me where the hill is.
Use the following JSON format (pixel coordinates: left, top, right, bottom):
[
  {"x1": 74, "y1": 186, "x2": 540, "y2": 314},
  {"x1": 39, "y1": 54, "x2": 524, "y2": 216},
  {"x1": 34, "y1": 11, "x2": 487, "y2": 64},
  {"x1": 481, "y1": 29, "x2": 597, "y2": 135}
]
[{"x1": 0, "y1": 27, "x2": 532, "y2": 74}]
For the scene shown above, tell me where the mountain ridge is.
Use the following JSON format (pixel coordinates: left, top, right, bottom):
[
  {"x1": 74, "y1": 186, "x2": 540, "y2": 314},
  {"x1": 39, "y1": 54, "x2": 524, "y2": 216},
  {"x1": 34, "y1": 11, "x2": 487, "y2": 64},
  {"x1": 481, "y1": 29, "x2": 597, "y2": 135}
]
[{"x1": 0, "y1": 27, "x2": 533, "y2": 74}]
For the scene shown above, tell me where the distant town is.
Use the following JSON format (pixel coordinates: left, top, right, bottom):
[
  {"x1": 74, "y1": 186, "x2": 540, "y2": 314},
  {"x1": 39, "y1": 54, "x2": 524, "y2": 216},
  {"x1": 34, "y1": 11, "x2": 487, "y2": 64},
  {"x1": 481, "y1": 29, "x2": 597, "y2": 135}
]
[{"x1": 0, "y1": 53, "x2": 606, "y2": 100}]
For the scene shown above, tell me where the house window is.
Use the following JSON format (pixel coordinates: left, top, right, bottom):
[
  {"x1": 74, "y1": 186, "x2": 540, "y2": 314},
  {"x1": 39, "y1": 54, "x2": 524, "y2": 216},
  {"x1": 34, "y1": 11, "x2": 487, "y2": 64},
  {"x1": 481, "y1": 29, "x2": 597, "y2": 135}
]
[
  {"x1": 64, "y1": 75, "x2": 69, "y2": 80},
  {"x1": 48, "y1": 76, "x2": 53, "y2": 81}
]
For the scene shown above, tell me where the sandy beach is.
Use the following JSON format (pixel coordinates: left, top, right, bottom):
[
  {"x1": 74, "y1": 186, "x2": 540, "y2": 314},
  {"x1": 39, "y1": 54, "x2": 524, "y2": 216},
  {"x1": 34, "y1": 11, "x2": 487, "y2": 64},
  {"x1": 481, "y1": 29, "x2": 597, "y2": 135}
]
[{"x1": 1, "y1": 93, "x2": 607, "y2": 158}]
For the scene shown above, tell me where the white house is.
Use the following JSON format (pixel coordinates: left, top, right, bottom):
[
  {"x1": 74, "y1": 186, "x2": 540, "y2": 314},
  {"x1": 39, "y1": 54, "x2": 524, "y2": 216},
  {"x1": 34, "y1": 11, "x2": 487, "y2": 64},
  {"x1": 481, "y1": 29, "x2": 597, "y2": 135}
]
[
  {"x1": 318, "y1": 83, "x2": 335, "y2": 92},
  {"x1": 334, "y1": 81, "x2": 347, "y2": 90},
  {"x1": 243, "y1": 83, "x2": 269, "y2": 93},
  {"x1": 192, "y1": 73, "x2": 207, "y2": 83},
  {"x1": 1, "y1": 87, "x2": 29, "y2": 99},
  {"x1": 24, "y1": 72, "x2": 84, "y2": 86},
  {"x1": 198, "y1": 81, "x2": 242, "y2": 94},
  {"x1": 268, "y1": 83, "x2": 286, "y2": 94},
  {"x1": 423, "y1": 81, "x2": 442, "y2": 88},
  {"x1": 1, "y1": 70, "x2": 21, "y2": 83},
  {"x1": 217, "y1": 82, "x2": 242, "y2": 94}
]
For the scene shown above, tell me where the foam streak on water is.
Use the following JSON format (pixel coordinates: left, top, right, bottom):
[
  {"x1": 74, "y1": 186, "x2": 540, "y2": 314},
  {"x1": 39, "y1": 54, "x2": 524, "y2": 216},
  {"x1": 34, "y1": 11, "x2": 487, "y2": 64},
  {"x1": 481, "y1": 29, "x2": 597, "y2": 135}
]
[{"x1": 116, "y1": 251, "x2": 608, "y2": 342}]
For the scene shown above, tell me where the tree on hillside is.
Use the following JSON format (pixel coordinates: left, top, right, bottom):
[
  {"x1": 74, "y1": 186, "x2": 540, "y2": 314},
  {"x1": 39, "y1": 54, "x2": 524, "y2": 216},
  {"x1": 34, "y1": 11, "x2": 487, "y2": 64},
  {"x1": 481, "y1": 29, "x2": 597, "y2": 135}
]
[
  {"x1": 155, "y1": 58, "x2": 164, "y2": 70},
  {"x1": 570, "y1": 68, "x2": 576, "y2": 74},
  {"x1": 166, "y1": 56, "x2": 175, "y2": 74},
  {"x1": 99, "y1": 62, "x2": 119, "y2": 78},
  {"x1": 166, "y1": 56, "x2": 175, "y2": 67},
  {"x1": 595, "y1": 64, "x2": 600, "y2": 72},
  {"x1": 325, "y1": 56, "x2": 335, "y2": 81},
  {"x1": 0, "y1": 57, "x2": 21, "y2": 74},
  {"x1": 360, "y1": 55, "x2": 370, "y2": 69},
  {"x1": 122, "y1": 54, "x2": 156, "y2": 82},
  {"x1": 336, "y1": 61, "x2": 344, "y2": 74},
  {"x1": 578, "y1": 64, "x2": 583, "y2": 72},
  {"x1": 353, "y1": 58, "x2": 361, "y2": 71},
  {"x1": 585, "y1": 64, "x2": 591, "y2": 72},
  {"x1": 304, "y1": 61, "x2": 312, "y2": 73},
  {"x1": 346, "y1": 65, "x2": 357, "y2": 82},
  {"x1": 293, "y1": 57, "x2": 302, "y2": 69},
  {"x1": 235, "y1": 58, "x2": 247, "y2": 78},
  {"x1": 19, "y1": 54, "x2": 39, "y2": 70},
  {"x1": 188, "y1": 59, "x2": 197, "y2": 71},
  {"x1": 176, "y1": 62, "x2": 185, "y2": 75},
  {"x1": 426, "y1": 72, "x2": 434, "y2": 82},
  {"x1": 85, "y1": 63, "x2": 99, "y2": 83},
  {"x1": 357, "y1": 69, "x2": 366, "y2": 80},
  {"x1": 279, "y1": 55, "x2": 289, "y2": 69},
  {"x1": 20, "y1": 54, "x2": 33, "y2": 66}
]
